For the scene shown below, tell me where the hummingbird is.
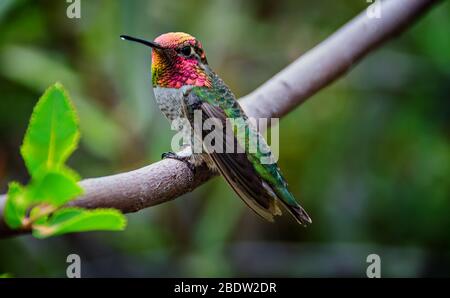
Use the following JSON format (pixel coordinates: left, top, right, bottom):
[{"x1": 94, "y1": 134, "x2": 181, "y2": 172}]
[{"x1": 121, "y1": 32, "x2": 311, "y2": 226}]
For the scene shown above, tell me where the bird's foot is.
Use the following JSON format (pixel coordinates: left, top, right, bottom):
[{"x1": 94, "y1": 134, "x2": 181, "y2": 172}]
[{"x1": 161, "y1": 151, "x2": 196, "y2": 174}]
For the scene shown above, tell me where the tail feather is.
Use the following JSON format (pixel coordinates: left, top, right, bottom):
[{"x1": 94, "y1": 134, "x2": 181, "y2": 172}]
[{"x1": 274, "y1": 186, "x2": 312, "y2": 226}]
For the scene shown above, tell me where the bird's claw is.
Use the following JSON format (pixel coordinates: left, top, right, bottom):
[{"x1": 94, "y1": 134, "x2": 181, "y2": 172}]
[
  {"x1": 161, "y1": 151, "x2": 196, "y2": 174},
  {"x1": 161, "y1": 151, "x2": 177, "y2": 159}
]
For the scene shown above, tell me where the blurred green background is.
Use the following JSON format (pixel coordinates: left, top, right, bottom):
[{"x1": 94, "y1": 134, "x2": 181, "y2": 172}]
[{"x1": 0, "y1": 0, "x2": 449, "y2": 277}]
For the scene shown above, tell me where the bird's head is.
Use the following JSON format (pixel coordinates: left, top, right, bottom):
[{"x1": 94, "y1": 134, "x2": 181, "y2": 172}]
[{"x1": 121, "y1": 32, "x2": 211, "y2": 89}]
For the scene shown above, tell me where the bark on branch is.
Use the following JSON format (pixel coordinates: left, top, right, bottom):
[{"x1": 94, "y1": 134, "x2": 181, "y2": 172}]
[{"x1": 0, "y1": 0, "x2": 440, "y2": 237}]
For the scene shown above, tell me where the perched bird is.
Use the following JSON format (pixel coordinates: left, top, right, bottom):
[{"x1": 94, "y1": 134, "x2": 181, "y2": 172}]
[{"x1": 121, "y1": 32, "x2": 311, "y2": 225}]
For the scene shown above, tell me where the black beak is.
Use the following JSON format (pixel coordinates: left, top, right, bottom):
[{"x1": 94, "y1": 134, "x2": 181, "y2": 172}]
[{"x1": 120, "y1": 35, "x2": 164, "y2": 50}]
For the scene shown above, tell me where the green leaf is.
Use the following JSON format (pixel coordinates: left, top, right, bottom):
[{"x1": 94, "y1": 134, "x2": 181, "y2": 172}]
[
  {"x1": 3, "y1": 83, "x2": 127, "y2": 238},
  {"x1": 0, "y1": 273, "x2": 13, "y2": 278},
  {"x1": 4, "y1": 182, "x2": 27, "y2": 229},
  {"x1": 29, "y1": 205, "x2": 49, "y2": 225},
  {"x1": 32, "y1": 208, "x2": 127, "y2": 238},
  {"x1": 21, "y1": 82, "x2": 80, "y2": 178},
  {"x1": 28, "y1": 171, "x2": 83, "y2": 207}
]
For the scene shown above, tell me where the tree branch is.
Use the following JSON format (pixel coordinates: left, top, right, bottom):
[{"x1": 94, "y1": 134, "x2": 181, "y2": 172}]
[{"x1": 0, "y1": 0, "x2": 440, "y2": 237}]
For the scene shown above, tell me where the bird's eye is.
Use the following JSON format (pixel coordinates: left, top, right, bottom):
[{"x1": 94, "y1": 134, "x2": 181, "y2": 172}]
[{"x1": 180, "y1": 46, "x2": 192, "y2": 56}]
